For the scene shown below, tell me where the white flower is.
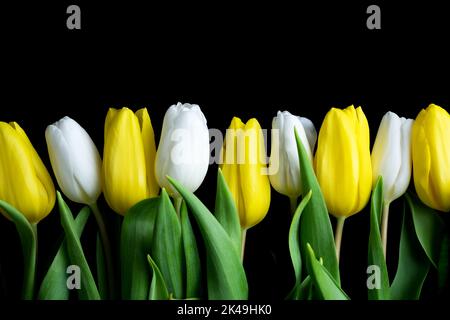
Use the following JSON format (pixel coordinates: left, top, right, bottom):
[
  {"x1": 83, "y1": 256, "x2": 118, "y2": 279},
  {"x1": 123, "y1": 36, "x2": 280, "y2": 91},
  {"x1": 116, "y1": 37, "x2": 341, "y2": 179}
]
[
  {"x1": 155, "y1": 102, "x2": 210, "y2": 195},
  {"x1": 269, "y1": 110, "x2": 317, "y2": 198},
  {"x1": 46, "y1": 116, "x2": 102, "y2": 204},
  {"x1": 371, "y1": 111, "x2": 414, "y2": 204}
]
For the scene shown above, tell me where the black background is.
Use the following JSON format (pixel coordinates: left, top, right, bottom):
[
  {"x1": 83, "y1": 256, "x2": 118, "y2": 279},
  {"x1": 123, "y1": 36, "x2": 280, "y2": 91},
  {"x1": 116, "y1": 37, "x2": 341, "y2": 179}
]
[{"x1": 1, "y1": 0, "x2": 449, "y2": 312}]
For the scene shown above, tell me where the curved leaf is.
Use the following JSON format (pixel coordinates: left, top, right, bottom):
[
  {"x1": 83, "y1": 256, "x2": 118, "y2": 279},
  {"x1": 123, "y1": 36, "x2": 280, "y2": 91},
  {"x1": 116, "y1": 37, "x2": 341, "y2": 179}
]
[
  {"x1": 168, "y1": 176, "x2": 248, "y2": 300},
  {"x1": 181, "y1": 200, "x2": 202, "y2": 299},
  {"x1": 96, "y1": 233, "x2": 107, "y2": 300},
  {"x1": 391, "y1": 199, "x2": 430, "y2": 300},
  {"x1": 57, "y1": 192, "x2": 100, "y2": 300},
  {"x1": 305, "y1": 243, "x2": 349, "y2": 300},
  {"x1": 38, "y1": 206, "x2": 90, "y2": 300},
  {"x1": 295, "y1": 129, "x2": 340, "y2": 283},
  {"x1": 148, "y1": 254, "x2": 169, "y2": 300},
  {"x1": 367, "y1": 177, "x2": 390, "y2": 300},
  {"x1": 214, "y1": 168, "x2": 241, "y2": 255},
  {"x1": 0, "y1": 200, "x2": 37, "y2": 300},
  {"x1": 121, "y1": 197, "x2": 159, "y2": 300},
  {"x1": 407, "y1": 193, "x2": 446, "y2": 268},
  {"x1": 151, "y1": 189, "x2": 184, "y2": 299},
  {"x1": 288, "y1": 190, "x2": 312, "y2": 299}
]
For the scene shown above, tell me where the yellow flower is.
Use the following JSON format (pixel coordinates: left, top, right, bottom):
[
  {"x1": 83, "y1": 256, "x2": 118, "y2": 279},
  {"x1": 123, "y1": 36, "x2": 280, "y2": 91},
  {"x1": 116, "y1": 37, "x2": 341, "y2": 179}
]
[
  {"x1": 102, "y1": 107, "x2": 159, "y2": 215},
  {"x1": 314, "y1": 106, "x2": 372, "y2": 218},
  {"x1": 0, "y1": 122, "x2": 55, "y2": 223},
  {"x1": 412, "y1": 104, "x2": 450, "y2": 212},
  {"x1": 220, "y1": 117, "x2": 271, "y2": 229}
]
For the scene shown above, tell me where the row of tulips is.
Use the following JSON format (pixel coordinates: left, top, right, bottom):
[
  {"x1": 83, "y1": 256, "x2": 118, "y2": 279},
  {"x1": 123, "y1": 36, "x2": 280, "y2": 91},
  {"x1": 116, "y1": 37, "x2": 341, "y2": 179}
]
[{"x1": 0, "y1": 102, "x2": 448, "y2": 300}]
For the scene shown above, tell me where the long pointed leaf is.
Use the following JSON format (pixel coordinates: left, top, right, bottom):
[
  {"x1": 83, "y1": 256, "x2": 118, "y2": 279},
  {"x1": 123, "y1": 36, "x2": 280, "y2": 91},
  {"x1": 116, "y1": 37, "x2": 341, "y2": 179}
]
[
  {"x1": 294, "y1": 129, "x2": 340, "y2": 283},
  {"x1": 148, "y1": 255, "x2": 170, "y2": 300},
  {"x1": 38, "y1": 206, "x2": 90, "y2": 300},
  {"x1": 0, "y1": 200, "x2": 37, "y2": 300},
  {"x1": 305, "y1": 243, "x2": 349, "y2": 300},
  {"x1": 407, "y1": 193, "x2": 446, "y2": 268},
  {"x1": 367, "y1": 177, "x2": 390, "y2": 300},
  {"x1": 151, "y1": 189, "x2": 184, "y2": 299},
  {"x1": 168, "y1": 176, "x2": 248, "y2": 300},
  {"x1": 57, "y1": 192, "x2": 100, "y2": 300},
  {"x1": 391, "y1": 199, "x2": 430, "y2": 300},
  {"x1": 96, "y1": 233, "x2": 108, "y2": 300},
  {"x1": 121, "y1": 197, "x2": 159, "y2": 300},
  {"x1": 288, "y1": 190, "x2": 312, "y2": 299},
  {"x1": 214, "y1": 168, "x2": 241, "y2": 255},
  {"x1": 181, "y1": 200, "x2": 202, "y2": 298}
]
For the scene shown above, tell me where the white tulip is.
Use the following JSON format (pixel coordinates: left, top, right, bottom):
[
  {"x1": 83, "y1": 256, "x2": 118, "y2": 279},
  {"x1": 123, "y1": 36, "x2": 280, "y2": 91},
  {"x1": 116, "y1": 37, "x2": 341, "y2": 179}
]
[
  {"x1": 155, "y1": 102, "x2": 210, "y2": 195},
  {"x1": 371, "y1": 111, "x2": 414, "y2": 204},
  {"x1": 45, "y1": 116, "x2": 102, "y2": 205},
  {"x1": 269, "y1": 110, "x2": 317, "y2": 199}
]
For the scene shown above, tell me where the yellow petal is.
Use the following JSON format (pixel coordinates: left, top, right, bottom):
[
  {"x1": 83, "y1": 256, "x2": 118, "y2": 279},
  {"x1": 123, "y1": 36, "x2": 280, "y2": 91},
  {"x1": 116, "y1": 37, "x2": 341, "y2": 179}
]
[
  {"x1": 239, "y1": 119, "x2": 270, "y2": 229},
  {"x1": 0, "y1": 122, "x2": 55, "y2": 223},
  {"x1": 102, "y1": 107, "x2": 148, "y2": 215},
  {"x1": 136, "y1": 108, "x2": 159, "y2": 197}
]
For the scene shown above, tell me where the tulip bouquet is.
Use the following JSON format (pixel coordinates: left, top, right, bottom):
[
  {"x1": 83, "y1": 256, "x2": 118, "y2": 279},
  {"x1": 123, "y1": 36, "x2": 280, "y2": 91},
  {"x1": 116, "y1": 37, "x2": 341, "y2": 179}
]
[{"x1": 0, "y1": 102, "x2": 448, "y2": 300}]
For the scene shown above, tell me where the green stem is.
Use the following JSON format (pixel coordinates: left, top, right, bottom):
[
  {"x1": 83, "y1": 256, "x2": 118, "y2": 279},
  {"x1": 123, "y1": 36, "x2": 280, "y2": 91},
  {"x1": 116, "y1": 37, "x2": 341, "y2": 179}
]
[
  {"x1": 334, "y1": 217, "x2": 345, "y2": 264},
  {"x1": 289, "y1": 196, "x2": 298, "y2": 216},
  {"x1": 381, "y1": 202, "x2": 390, "y2": 259},
  {"x1": 90, "y1": 202, "x2": 115, "y2": 299},
  {"x1": 23, "y1": 223, "x2": 37, "y2": 300},
  {"x1": 240, "y1": 228, "x2": 247, "y2": 263}
]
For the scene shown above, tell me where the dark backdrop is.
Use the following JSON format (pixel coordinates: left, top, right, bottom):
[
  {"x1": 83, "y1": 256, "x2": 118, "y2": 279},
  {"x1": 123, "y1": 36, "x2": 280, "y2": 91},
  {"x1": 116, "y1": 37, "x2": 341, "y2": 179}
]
[{"x1": 1, "y1": 0, "x2": 449, "y2": 305}]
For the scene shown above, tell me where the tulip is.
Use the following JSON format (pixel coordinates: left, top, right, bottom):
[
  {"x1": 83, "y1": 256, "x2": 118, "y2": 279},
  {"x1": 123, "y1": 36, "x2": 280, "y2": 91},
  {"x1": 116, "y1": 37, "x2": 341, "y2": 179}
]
[
  {"x1": 371, "y1": 111, "x2": 413, "y2": 256},
  {"x1": 314, "y1": 105, "x2": 372, "y2": 261},
  {"x1": 372, "y1": 112, "x2": 414, "y2": 203},
  {"x1": 221, "y1": 117, "x2": 271, "y2": 236},
  {"x1": 269, "y1": 111, "x2": 317, "y2": 211},
  {"x1": 412, "y1": 103, "x2": 450, "y2": 212},
  {"x1": 0, "y1": 121, "x2": 55, "y2": 224},
  {"x1": 46, "y1": 116, "x2": 102, "y2": 205},
  {"x1": 103, "y1": 107, "x2": 159, "y2": 215},
  {"x1": 155, "y1": 102, "x2": 210, "y2": 199}
]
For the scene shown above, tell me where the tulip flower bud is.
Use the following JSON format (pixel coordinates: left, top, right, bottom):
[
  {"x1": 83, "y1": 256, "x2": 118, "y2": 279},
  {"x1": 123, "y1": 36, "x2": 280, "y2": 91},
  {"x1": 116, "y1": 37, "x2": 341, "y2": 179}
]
[
  {"x1": 46, "y1": 116, "x2": 102, "y2": 205},
  {"x1": 371, "y1": 112, "x2": 413, "y2": 204},
  {"x1": 315, "y1": 105, "x2": 372, "y2": 218},
  {"x1": 0, "y1": 122, "x2": 55, "y2": 223},
  {"x1": 412, "y1": 104, "x2": 450, "y2": 212},
  {"x1": 221, "y1": 117, "x2": 271, "y2": 229},
  {"x1": 155, "y1": 102, "x2": 210, "y2": 195},
  {"x1": 269, "y1": 110, "x2": 317, "y2": 198},
  {"x1": 102, "y1": 107, "x2": 159, "y2": 215}
]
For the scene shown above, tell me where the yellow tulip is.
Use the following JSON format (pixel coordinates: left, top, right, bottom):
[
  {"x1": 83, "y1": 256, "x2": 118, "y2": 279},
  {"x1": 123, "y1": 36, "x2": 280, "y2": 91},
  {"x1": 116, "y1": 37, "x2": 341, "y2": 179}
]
[
  {"x1": 314, "y1": 106, "x2": 372, "y2": 218},
  {"x1": 412, "y1": 104, "x2": 450, "y2": 212},
  {"x1": 102, "y1": 107, "x2": 159, "y2": 215},
  {"x1": 0, "y1": 122, "x2": 55, "y2": 223},
  {"x1": 220, "y1": 117, "x2": 271, "y2": 229}
]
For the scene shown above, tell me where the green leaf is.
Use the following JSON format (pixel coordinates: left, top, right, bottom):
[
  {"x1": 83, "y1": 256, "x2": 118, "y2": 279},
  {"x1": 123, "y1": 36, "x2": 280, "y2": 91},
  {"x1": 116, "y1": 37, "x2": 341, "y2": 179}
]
[
  {"x1": 294, "y1": 128, "x2": 340, "y2": 283},
  {"x1": 0, "y1": 200, "x2": 37, "y2": 300},
  {"x1": 147, "y1": 254, "x2": 170, "y2": 300},
  {"x1": 214, "y1": 168, "x2": 241, "y2": 255},
  {"x1": 120, "y1": 197, "x2": 159, "y2": 300},
  {"x1": 305, "y1": 243, "x2": 349, "y2": 300},
  {"x1": 286, "y1": 275, "x2": 312, "y2": 300},
  {"x1": 438, "y1": 233, "x2": 449, "y2": 294},
  {"x1": 96, "y1": 233, "x2": 108, "y2": 300},
  {"x1": 367, "y1": 177, "x2": 390, "y2": 300},
  {"x1": 288, "y1": 190, "x2": 312, "y2": 300},
  {"x1": 168, "y1": 176, "x2": 248, "y2": 300},
  {"x1": 180, "y1": 200, "x2": 202, "y2": 299},
  {"x1": 391, "y1": 199, "x2": 430, "y2": 300},
  {"x1": 57, "y1": 192, "x2": 100, "y2": 300},
  {"x1": 151, "y1": 189, "x2": 184, "y2": 299},
  {"x1": 38, "y1": 206, "x2": 90, "y2": 300},
  {"x1": 407, "y1": 193, "x2": 446, "y2": 268}
]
